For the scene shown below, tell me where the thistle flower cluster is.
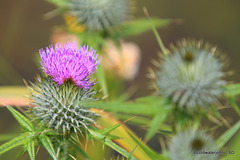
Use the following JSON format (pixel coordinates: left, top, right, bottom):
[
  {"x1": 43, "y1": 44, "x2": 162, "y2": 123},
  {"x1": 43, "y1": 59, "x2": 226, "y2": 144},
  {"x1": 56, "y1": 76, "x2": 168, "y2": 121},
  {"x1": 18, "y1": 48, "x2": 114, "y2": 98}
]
[
  {"x1": 169, "y1": 129, "x2": 218, "y2": 160},
  {"x1": 39, "y1": 42, "x2": 101, "y2": 89},
  {"x1": 68, "y1": 0, "x2": 129, "y2": 31},
  {"x1": 156, "y1": 40, "x2": 226, "y2": 113},
  {"x1": 29, "y1": 42, "x2": 101, "y2": 134}
]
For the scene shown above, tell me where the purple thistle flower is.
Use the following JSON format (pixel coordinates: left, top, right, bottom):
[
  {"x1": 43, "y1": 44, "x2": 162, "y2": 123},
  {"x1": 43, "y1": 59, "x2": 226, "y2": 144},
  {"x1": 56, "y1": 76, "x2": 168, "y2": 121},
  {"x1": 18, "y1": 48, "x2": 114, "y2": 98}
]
[{"x1": 39, "y1": 42, "x2": 102, "y2": 89}]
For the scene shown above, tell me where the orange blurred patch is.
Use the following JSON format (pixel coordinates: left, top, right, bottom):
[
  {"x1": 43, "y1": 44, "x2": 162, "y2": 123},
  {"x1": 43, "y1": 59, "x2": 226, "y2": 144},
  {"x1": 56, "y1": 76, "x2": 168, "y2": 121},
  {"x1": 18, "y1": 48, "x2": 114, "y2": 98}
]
[
  {"x1": 64, "y1": 14, "x2": 85, "y2": 33},
  {"x1": 102, "y1": 40, "x2": 141, "y2": 80}
]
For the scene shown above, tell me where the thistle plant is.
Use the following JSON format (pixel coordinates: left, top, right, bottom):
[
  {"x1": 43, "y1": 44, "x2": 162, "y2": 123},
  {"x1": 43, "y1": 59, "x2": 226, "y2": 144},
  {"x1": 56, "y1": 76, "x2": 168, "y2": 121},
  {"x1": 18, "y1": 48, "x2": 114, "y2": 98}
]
[
  {"x1": 2, "y1": 1, "x2": 240, "y2": 160},
  {"x1": 169, "y1": 129, "x2": 219, "y2": 160},
  {"x1": 155, "y1": 40, "x2": 226, "y2": 113},
  {"x1": 29, "y1": 42, "x2": 101, "y2": 134}
]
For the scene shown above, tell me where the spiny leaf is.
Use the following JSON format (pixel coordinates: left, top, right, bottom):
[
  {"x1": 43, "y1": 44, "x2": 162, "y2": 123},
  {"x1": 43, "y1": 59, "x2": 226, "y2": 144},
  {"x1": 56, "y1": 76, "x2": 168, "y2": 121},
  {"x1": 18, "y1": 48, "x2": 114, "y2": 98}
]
[
  {"x1": 26, "y1": 140, "x2": 35, "y2": 160},
  {"x1": 69, "y1": 138, "x2": 90, "y2": 160},
  {"x1": 6, "y1": 106, "x2": 34, "y2": 132},
  {"x1": 99, "y1": 121, "x2": 123, "y2": 135},
  {"x1": 127, "y1": 146, "x2": 137, "y2": 160},
  {"x1": 88, "y1": 128, "x2": 137, "y2": 159},
  {"x1": 39, "y1": 135, "x2": 57, "y2": 160},
  {"x1": 104, "y1": 139, "x2": 137, "y2": 160},
  {"x1": 0, "y1": 132, "x2": 35, "y2": 156},
  {"x1": 145, "y1": 111, "x2": 169, "y2": 141},
  {"x1": 93, "y1": 109, "x2": 155, "y2": 160},
  {"x1": 127, "y1": 131, "x2": 166, "y2": 160},
  {"x1": 217, "y1": 120, "x2": 240, "y2": 149}
]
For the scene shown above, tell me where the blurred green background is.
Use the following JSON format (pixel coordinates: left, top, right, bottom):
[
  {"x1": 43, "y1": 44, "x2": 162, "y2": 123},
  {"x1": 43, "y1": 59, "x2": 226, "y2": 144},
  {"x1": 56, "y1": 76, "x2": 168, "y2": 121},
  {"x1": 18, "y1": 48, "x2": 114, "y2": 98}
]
[{"x1": 0, "y1": 0, "x2": 240, "y2": 159}]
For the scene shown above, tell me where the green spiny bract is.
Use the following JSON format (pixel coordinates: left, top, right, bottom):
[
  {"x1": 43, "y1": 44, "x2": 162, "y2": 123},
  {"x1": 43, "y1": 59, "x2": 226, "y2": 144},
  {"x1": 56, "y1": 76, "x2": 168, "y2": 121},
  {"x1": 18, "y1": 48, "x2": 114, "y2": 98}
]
[
  {"x1": 28, "y1": 76, "x2": 99, "y2": 134},
  {"x1": 155, "y1": 39, "x2": 226, "y2": 113},
  {"x1": 68, "y1": 0, "x2": 129, "y2": 31}
]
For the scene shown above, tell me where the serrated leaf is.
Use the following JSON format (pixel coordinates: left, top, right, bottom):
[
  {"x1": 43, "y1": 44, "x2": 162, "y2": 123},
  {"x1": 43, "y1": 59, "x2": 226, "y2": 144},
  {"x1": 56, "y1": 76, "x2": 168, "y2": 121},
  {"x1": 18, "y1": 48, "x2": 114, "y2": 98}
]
[
  {"x1": 39, "y1": 135, "x2": 57, "y2": 160},
  {"x1": 26, "y1": 140, "x2": 35, "y2": 160},
  {"x1": 216, "y1": 120, "x2": 240, "y2": 149},
  {"x1": 111, "y1": 18, "x2": 171, "y2": 39},
  {"x1": 6, "y1": 106, "x2": 34, "y2": 132},
  {"x1": 145, "y1": 111, "x2": 169, "y2": 141},
  {"x1": 0, "y1": 132, "x2": 35, "y2": 156}
]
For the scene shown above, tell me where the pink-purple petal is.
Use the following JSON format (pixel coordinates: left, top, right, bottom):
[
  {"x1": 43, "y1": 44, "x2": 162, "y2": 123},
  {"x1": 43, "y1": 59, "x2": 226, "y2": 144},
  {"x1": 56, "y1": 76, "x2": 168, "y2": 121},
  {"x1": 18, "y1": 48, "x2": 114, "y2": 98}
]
[{"x1": 39, "y1": 42, "x2": 101, "y2": 88}]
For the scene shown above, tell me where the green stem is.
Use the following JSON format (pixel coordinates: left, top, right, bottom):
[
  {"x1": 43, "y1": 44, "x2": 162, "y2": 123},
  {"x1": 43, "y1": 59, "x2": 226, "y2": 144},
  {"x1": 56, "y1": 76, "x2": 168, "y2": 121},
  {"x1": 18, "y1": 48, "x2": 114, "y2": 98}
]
[{"x1": 143, "y1": 7, "x2": 168, "y2": 56}]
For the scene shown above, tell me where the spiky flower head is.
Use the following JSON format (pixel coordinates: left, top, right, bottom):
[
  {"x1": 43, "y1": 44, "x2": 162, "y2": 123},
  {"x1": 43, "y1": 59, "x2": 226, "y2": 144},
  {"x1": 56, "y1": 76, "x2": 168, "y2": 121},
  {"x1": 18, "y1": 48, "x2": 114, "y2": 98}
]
[
  {"x1": 68, "y1": 0, "x2": 129, "y2": 31},
  {"x1": 155, "y1": 40, "x2": 226, "y2": 113},
  {"x1": 29, "y1": 76, "x2": 99, "y2": 134},
  {"x1": 169, "y1": 129, "x2": 219, "y2": 160},
  {"x1": 39, "y1": 42, "x2": 101, "y2": 89}
]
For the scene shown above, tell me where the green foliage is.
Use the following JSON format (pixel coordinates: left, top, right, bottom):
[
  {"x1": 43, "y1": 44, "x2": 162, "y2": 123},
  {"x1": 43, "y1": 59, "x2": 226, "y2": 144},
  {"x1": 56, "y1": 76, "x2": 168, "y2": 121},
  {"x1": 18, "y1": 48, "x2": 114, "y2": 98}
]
[
  {"x1": 224, "y1": 84, "x2": 240, "y2": 98},
  {"x1": 127, "y1": 131, "x2": 167, "y2": 160},
  {"x1": 39, "y1": 135, "x2": 57, "y2": 160},
  {"x1": 26, "y1": 140, "x2": 35, "y2": 160},
  {"x1": 69, "y1": 138, "x2": 90, "y2": 160},
  {"x1": 80, "y1": 96, "x2": 169, "y2": 116},
  {"x1": 6, "y1": 106, "x2": 34, "y2": 132},
  {"x1": 111, "y1": 18, "x2": 171, "y2": 39},
  {"x1": 127, "y1": 146, "x2": 137, "y2": 160},
  {"x1": 216, "y1": 120, "x2": 240, "y2": 149},
  {"x1": 145, "y1": 111, "x2": 168, "y2": 141},
  {"x1": 221, "y1": 129, "x2": 240, "y2": 160},
  {"x1": 0, "y1": 132, "x2": 36, "y2": 156},
  {"x1": 88, "y1": 127, "x2": 137, "y2": 160},
  {"x1": 46, "y1": 0, "x2": 69, "y2": 7},
  {"x1": 0, "y1": 106, "x2": 58, "y2": 159}
]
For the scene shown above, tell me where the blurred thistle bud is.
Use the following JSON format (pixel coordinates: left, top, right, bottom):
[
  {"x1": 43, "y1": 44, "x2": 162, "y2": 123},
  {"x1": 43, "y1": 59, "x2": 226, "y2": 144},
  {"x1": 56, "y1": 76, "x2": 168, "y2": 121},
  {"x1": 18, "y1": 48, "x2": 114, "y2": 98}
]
[
  {"x1": 154, "y1": 39, "x2": 226, "y2": 113},
  {"x1": 102, "y1": 40, "x2": 141, "y2": 80},
  {"x1": 28, "y1": 42, "x2": 102, "y2": 134},
  {"x1": 169, "y1": 129, "x2": 218, "y2": 160},
  {"x1": 68, "y1": 0, "x2": 130, "y2": 31}
]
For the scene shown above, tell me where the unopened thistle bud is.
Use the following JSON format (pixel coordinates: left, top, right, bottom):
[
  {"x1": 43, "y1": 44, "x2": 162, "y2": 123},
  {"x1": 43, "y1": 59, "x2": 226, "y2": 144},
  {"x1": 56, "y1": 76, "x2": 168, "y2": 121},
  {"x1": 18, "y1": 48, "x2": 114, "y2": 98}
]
[
  {"x1": 155, "y1": 40, "x2": 226, "y2": 113},
  {"x1": 169, "y1": 129, "x2": 219, "y2": 160},
  {"x1": 29, "y1": 42, "x2": 102, "y2": 134},
  {"x1": 68, "y1": 0, "x2": 129, "y2": 31}
]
